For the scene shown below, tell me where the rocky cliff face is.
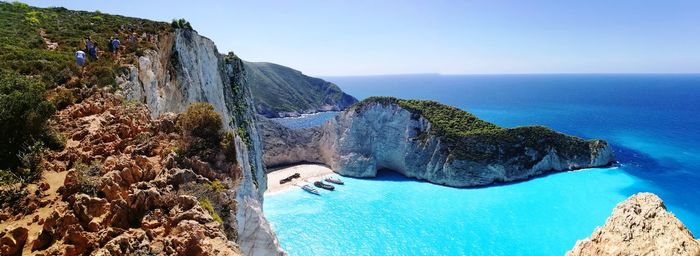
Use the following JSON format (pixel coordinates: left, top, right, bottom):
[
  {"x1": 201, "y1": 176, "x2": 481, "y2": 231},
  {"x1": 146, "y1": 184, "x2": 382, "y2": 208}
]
[
  {"x1": 262, "y1": 99, "x2": 614, "y2": 187},
  {"x1": 568, "y1": 193, "x2": 700, "y2": 255},
  {"x1": 118, "y1": 29, "x2": 283, "y2": 255}
]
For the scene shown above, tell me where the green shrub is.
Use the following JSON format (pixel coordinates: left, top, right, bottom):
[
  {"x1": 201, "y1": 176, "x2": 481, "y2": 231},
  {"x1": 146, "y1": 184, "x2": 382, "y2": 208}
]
[
  {"x1": 0, "y1": 169, "x2": 18, "y2": 185},
  {"x1": 0, "y1": 184, "x2": 26, "y2": 212},
  {"x1": 16, "y1": 140, "x2": 45, "y2": 183},
  {"x1": 177, "y1": 103, "x2": 223, "y2": 141},
  {"x1": 220, "y1": 131, "x2": 237, "y2": 162},
  {"x1": 0, "y1": 72, "x2": 55, "y2": 169},
  {"x1": 63, "y1": 161, "x2": 101, "y2": 196},
  {"x1": 171, "y1": 18, "x2": 193, "y2": 30},
  {"x1": 204, "y1": 180, "x2": 226, "y2": 193},
  {"x1": 176, "y1": 103, "x2": 224, "y2": 160},
  {"x1": 42, "y1": 129, "x2": 66, "y2": 150},
  {"x1": 51, "y1": 87, "x2": 75, "y2": 110},
  {"x1": 199, "y1": 198, "x2": 223, "y2": 224},
  {"x1": 84, "y1": 62, "x2": 117, "y2": 87}
]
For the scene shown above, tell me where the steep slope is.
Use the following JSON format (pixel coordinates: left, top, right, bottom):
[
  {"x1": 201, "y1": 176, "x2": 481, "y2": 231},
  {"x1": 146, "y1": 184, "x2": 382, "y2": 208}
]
[
  {"x1": 244, "y1": 61, "x2": 357, "y2": 117},
  {"x1": 0, "y1": 3, "x2": 283, "y2": 256},
  {"x1": 568, "y1": 193, "x2": 700, "y2": 255},
  {"x1": 262, "y1": 97, "x2": 614, "y2": 187},
  {"x1": 116, "y1": 30, "x2": 283, "y2": 256}
]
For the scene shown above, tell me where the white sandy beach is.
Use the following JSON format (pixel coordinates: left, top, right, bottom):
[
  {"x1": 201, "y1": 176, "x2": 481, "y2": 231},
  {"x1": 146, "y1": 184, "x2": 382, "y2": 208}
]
[{"x1": 265, "y1": 164, "x2": 337, "y2": 194}]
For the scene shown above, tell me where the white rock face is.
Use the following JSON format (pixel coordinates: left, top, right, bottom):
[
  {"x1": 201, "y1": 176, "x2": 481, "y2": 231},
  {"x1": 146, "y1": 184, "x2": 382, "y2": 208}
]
[
  {"x1": 118, "y1": 29, "x2": 284, "y2": 256},
  {"x1": 568, "y1": 193, "x2": 700, "y2": 256},
  {"x1": 262, "y1": 102, "x2": 615, "y2": 187}
]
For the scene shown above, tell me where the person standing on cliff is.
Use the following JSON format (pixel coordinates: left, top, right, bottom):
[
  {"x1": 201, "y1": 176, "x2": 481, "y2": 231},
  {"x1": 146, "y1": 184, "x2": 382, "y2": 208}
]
[
  {"x1": 86, "y1": 37, "x2": 97, "y2": 61},
  {"x1": 106, "y1": 37, "x2": 114, "y2": 57},
  {"x1": 112, "y1": 36, "x2": 120, "y2": 58},
  {"x1": 75, "y1": 49, "x2": 86, "y2": 75}
]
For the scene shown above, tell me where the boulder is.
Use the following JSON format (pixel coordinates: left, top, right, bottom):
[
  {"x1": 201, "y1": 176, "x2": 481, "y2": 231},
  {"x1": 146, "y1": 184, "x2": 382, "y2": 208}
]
[
  {"x1": 568, "y1": 193, "x2": 700, "y2": 255},
  {"x1": 0, "y1": 227, "x2": 28, "y2": 256}
]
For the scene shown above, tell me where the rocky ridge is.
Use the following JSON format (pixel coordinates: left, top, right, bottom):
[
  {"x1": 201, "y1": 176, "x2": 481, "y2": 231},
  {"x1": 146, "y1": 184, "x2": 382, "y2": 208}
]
[
  {"x1": 262, "y1": 98, "x2": 614, "y2": 187},
  {"x1": 568, "y1": 193, "x2": 700, "y2": 256},
  {"x1": 1, "y1": 90, "x2": 241, "y2": 255},
  {"x1": 0, "y1": 25, "x2": 284, "y2": 256}
]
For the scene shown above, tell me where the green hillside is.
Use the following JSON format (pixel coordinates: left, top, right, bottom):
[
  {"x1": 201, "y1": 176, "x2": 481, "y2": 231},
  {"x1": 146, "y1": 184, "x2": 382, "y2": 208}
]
[
  {"x1": 245, "y1": 61, "x2": 357, "y2": 117},
  {"x1": 0, "y1": 1, "x2": 168, "y2": 170}
]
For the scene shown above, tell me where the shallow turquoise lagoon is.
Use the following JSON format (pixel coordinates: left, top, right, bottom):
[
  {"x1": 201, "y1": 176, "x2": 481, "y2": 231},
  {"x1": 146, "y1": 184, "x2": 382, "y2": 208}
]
[
  {"x1": 266, "y1": 168, "x2": 652, "y2": 255},
  {"x1": 265, "y1": 74, "x2": 700, "y2": 255}
]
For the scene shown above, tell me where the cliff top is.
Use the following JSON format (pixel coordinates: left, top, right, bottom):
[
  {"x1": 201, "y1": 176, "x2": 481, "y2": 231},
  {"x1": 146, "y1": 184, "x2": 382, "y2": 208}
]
[
  {"x1": 0, "y1": 1, "x2": 170, "y2": 87},
  {"x1": 354, "y1": 97, "x2": 605, "y2": 162},
  {"x1": 568, "y1": 192, "x2": 700, "y2": 255}
]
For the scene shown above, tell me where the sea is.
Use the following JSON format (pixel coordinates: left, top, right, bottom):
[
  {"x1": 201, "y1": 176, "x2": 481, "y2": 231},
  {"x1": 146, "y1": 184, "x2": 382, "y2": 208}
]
[{"x1": 264, "y1": 74, "x2": 700, "y2": 255}]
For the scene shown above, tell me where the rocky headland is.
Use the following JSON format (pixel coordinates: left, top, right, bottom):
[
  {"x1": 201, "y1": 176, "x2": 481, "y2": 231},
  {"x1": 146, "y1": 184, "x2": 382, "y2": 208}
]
[
  {"x1": 262, "y1": 97, "x2": 615, "y2": 187},
  {"x1": 568, "y1": 193, "x2": 700, "y2": 256}
]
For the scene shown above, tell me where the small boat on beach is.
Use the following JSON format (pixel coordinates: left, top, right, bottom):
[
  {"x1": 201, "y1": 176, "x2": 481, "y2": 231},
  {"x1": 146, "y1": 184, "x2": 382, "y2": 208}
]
[
  {"x1": 301, "y1": 185, "x2": 320, "y2": 195},
  {"x1": 280, "y1": 173, "x2": 302, "y2": 184},
  {"x1": 325, "y1": 177, "x2": 344, "y2": 185},
  {"x1": 314, "y1": 181, "x2": 335, "y2": 191}
]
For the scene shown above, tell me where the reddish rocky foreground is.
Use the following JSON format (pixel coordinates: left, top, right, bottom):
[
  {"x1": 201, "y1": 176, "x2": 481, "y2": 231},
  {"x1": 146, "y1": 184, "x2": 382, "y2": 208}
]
[
  {"x1": 0, "y1": 89, "x2": 243, "y2": 255},
  {"x1": 568, "y1": 193, "x2": 700, "y2": 256}
]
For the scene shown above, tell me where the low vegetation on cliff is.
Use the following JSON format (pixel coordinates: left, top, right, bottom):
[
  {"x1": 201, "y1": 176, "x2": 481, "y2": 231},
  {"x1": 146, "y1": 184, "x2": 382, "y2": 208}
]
[
  {"x1": 0, "y1": 1, "x2": 168, "y2": 87},
  {"x1": 0, "y1": 1, "x2": 170, "y2": 174},
  {"x1": 0, "y1": 3, "x2": 246, "y2": 254},
  {"x1": 356, "y1": 97, "x2": 603, "y2": 163}
]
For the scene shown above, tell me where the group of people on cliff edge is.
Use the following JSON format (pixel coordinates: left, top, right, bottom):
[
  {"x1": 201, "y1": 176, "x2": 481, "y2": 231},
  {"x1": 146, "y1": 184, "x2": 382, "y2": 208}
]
[{"x1": 75, "y1": 35, "x2": 122, "y2": 69}]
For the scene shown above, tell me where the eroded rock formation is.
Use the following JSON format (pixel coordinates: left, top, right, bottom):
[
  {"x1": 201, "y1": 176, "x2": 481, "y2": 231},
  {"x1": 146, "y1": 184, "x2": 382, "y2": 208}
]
[
  {"x1": 262, "y1": 98, "x2": 614, "y2": 187},
  {"x1": 568, "y1": 193, "x2": 700, "y2": 256},
  {"x1": 0, "y1": 91, "x2": 243, "y2": 255}
]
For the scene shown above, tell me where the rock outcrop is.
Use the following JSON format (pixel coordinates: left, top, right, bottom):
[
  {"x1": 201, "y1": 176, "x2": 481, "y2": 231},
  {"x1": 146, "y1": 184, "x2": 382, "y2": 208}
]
[
  {"x1": 117, "y1": 29, "x2": 283, "y2": 255},
  {"x1": 0, "y1": 91, "x2": 244, "y2": 255},
  {"x1": 262, "y1": 97, "x2": 614, "y2": 187},
  {"x1": 568, "y1": 193, "x2": 700, "y2": 256},
  {"x1": 244, "y1": 61, "x2": 357, "y2": 118}
]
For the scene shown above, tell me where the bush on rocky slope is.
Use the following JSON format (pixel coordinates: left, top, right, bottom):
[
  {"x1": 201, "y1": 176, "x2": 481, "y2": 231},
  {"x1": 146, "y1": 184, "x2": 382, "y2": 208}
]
[
  {"x1": 0, "y1": 72, "x2": 55, "y2": 170},
  {"x1": 176, "y1": 102, "x2": 225, "y2": 160}
]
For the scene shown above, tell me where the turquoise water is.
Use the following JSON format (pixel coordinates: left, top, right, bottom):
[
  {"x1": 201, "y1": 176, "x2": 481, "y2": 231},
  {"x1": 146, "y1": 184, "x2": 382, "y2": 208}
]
[
  {"x1": 270, "y1": 111, "x2": 339, "y2": 129},
  {"x1": 265, "y1": 74, "x2": 700, "y2": 255}
]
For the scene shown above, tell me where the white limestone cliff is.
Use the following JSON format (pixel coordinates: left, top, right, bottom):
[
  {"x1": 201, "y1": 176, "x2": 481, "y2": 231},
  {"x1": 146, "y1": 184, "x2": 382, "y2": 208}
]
[{"x1": 117, "y1": 29, "x2": 284, "y2": 256}]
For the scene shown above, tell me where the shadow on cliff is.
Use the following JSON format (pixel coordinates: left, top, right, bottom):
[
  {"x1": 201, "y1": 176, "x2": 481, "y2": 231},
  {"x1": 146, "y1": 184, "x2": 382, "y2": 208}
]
[{"x1": 611, "y1": 144, "x2": 700, "y2": 225}]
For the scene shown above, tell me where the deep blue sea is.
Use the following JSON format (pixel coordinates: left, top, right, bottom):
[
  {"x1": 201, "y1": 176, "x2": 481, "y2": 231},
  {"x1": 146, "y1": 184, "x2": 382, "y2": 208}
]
[{"x1": 264, "y1": 74, "x2": 700, "y2": 255}]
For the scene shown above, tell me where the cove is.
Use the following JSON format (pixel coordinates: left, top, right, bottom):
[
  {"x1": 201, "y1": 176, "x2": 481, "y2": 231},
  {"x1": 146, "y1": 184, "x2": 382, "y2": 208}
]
[
  {"x1": 265, "y1": 74, "x2": 700, "y2": 255},
  {"x1": 265, "y1": 167, "x2": 643, "y2": 255}
]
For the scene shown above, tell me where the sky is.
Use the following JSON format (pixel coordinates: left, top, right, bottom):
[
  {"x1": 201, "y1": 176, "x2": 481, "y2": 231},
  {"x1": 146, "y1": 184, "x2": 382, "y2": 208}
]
[{"x1": 22, "y1": 0, "x2": 700, "y2": 76}]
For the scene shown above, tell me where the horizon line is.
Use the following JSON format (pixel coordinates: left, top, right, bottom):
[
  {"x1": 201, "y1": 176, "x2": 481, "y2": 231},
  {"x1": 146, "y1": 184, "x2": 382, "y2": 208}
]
[{"x1": 317, "y1": 72, "x2": 700, "y2": 77}]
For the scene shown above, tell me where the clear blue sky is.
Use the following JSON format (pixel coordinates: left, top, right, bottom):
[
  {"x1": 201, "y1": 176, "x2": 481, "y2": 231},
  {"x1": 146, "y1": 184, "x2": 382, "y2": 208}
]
[{"x1": 23, "y1": 0, "x2": 700, "y2": 76}]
